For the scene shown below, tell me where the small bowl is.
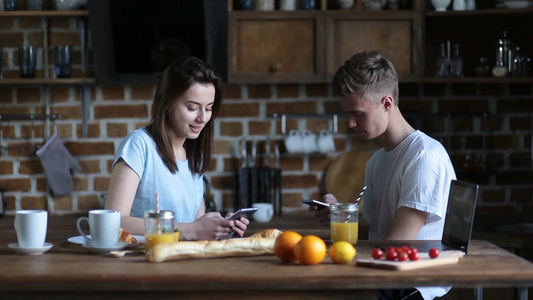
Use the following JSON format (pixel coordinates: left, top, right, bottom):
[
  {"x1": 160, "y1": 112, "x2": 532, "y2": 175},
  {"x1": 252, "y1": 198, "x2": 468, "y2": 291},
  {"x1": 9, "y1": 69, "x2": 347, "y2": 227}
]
[{"x1": 54, "y1": 0, "x2": 87, "y2": 10}]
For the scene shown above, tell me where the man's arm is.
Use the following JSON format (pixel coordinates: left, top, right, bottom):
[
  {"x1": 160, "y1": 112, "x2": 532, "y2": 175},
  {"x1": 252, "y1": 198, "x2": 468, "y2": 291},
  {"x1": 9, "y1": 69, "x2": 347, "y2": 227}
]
[{"x1": 385, "y1": 206, "x2": 429, "y2": 240}]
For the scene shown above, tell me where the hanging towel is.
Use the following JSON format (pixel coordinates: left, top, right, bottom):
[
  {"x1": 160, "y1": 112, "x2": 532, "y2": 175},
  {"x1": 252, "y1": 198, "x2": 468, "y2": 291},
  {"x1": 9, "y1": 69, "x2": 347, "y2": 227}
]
[{"x1": 36, "y1": 133, "x2": 82, "y2": 196}]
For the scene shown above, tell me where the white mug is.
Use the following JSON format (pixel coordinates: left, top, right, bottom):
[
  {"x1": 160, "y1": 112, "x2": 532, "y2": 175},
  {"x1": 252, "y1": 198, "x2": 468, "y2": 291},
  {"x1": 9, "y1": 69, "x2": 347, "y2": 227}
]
[
  {"x1": 14, "y1": 210, "x2": 48, "y2": 248},
  {"x1": 77, "y1": 210, "x2": 121, "y2": 248},
  {"x1": 302, "y1": 130, "x2": 318, "y2": 154},
  {"x1": 317, "y1": 129, "x2": 336, "y2": 154},
  {"x1": 252, "y1": 203, "x2": 274, "y2": 223},
  {"x1": 284, "y1": 130, "x2": 304, "y2": 154}
]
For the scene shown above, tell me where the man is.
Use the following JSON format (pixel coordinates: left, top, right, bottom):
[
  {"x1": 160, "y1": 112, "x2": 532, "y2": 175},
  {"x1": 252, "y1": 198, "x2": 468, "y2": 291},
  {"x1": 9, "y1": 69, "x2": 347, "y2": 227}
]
[{"x1": 311, "y1": 50, "x2": 456, "y2": 300}]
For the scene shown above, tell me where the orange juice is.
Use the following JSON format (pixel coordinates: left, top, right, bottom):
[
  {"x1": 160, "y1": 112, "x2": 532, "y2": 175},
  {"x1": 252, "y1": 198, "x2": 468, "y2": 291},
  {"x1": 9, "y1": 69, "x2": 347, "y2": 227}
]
[
  {"x1": 330, "y1": 222, "x2": 359, "y2": 244},
  {"x1": 145, "y1": 233, "x2": 175, "y2": 251}
]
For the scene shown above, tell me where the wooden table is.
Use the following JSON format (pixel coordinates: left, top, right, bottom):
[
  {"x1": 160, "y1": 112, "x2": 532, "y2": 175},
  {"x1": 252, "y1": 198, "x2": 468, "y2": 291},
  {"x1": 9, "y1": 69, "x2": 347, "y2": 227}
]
[{"x1": 1, "y1": 214, "x2": 533, "y2": 300}]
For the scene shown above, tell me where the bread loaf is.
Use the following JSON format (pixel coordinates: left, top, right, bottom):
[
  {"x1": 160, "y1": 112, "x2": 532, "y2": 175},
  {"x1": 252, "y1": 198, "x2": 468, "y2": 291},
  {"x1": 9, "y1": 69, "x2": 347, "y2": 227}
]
[{"x1": 147, "y1": 229, "x2": 282, "y2": 262}]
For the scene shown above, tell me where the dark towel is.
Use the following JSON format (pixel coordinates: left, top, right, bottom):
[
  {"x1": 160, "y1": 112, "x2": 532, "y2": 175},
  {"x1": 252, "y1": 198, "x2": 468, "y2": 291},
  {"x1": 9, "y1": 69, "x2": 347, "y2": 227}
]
[{"x1": 36, "y1": 134, "x2": 82, "y2": 195}]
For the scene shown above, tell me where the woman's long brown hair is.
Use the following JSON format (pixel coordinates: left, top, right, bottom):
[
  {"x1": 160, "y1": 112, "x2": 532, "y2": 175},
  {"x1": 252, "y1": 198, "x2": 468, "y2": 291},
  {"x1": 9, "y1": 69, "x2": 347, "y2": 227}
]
[{"x1": 146, "y1": 56, "x2": 223, "y2": 174}]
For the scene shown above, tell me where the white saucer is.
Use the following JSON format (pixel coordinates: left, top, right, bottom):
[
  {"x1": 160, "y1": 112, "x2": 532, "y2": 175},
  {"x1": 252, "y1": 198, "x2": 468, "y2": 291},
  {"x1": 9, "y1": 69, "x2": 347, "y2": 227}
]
[
  {"x1": 82, "y1": 242, "x2": 130, "y2": 254},
  {"x1": 68, "y1": 235, "x2": 145, "y2": 244},
  {"x1": 8, "y1": 243, "x2": 53, "y2": 255}
]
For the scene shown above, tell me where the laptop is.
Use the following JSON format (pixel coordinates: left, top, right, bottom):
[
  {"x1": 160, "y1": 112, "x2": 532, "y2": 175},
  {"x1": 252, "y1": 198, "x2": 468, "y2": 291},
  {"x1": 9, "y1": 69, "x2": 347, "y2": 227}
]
[{"x1": 381, "y1": 179, "x2": 479, "y2": 254}]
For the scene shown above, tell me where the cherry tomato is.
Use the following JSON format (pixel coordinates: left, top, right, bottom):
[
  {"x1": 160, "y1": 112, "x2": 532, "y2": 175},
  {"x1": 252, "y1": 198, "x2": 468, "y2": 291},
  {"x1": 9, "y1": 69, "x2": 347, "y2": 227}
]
[
  {"x1": 409, "y1": 251, "x2": 420, "y2": 261},
  {"x1": 410, "y1": 247, "x2": 419, "y2": 254},
  {"x1": 386, "y1": 250, "x2": 398, "y2": 261},
  {"x1": 400, "y1": 246, "x2": 411, "y2": 255},
  {"x1": 386, "y1": 246, "x2": 396, "y2": 254},
  {"x1": 429, "y1": 248, "x2": 440, "y2": 259},
  {"x1": 398, "y1": 252, "x2": 408, "y2": 261},
  {"x1": 372, "y1": 248, "x2": 384, "y2": 260},
  {"x1": 395, "y1": 247, "x2": 404, "y2": 254}
]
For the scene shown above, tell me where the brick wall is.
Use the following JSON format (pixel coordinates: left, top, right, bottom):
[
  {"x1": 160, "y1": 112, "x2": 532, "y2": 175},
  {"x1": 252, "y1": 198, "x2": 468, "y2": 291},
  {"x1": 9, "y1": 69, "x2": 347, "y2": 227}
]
[{"x1": 1, "y1": 14, "x2": 532, "y2": 215}]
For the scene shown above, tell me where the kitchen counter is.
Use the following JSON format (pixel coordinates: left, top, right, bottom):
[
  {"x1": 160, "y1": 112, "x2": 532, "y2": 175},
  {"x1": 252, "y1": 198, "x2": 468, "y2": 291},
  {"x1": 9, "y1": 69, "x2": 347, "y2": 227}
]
[{"x1": 1, "y1": 214, "x2": 533, "y2": 299}]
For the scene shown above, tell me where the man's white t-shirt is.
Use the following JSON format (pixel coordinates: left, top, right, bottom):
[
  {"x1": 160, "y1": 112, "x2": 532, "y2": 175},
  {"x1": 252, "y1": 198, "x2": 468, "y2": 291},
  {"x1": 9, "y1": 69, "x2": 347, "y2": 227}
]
[
  {"x1": 113, "y1": 127, "x2": 204, "y2": 223},
  {"x1": 363, "y1": 130, "x2": 456, "y2": 300}
]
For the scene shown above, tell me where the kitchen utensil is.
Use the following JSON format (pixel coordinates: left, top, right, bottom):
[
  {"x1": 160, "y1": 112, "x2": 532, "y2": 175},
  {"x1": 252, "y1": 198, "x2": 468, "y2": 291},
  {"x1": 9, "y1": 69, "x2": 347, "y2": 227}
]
[
  {"x1": 273, "y1": 143, "x2": 282, "y2": 216},
  {"x1": 249, "y1": 139, "x2": 258, "y2": 206},
  {"x1": 235, "y1": 138, "x2": 249, "y2": 209},
  {"x1": 109, "y1": 249, "x2": 145, "y2": 258},
  {"x1": 260, "y1": 137, "x2": 272, "y2": 204}
]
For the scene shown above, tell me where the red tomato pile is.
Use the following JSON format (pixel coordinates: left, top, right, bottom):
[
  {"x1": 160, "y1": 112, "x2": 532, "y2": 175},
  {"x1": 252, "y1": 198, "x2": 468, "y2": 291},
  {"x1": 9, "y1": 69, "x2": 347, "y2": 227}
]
[{"x1": 372, "y1": 246, "x2": 440, "y2": 262}]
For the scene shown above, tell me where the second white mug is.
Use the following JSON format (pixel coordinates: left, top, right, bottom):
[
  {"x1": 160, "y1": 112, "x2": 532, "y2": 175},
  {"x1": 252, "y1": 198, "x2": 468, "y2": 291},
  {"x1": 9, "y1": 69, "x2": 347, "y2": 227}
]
[
  {"x1": 252, "y1": 203, "x2": 274, "y2": 223},
  {"x1": 77, "y1": 209, "x2": 121, "y2": 248}
]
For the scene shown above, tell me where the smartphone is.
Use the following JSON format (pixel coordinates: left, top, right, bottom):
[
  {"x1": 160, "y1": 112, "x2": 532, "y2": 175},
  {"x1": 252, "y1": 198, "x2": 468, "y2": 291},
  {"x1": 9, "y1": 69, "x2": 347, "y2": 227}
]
[
  {"x1": 301, "y1": 199, "x2": 330, "y2": 207},
  {"x1": 220, "y1": 207, "x2": 259, "y2": 239},
  {"x1": 225, "y1": 207, "x2": 258, "y2": 220}
]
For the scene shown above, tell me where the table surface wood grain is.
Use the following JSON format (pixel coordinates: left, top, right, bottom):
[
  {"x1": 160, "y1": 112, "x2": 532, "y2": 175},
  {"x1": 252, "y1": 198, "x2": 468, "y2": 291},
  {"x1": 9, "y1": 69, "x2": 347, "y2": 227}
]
[{"x1": 1, "y1": 213, "x2": 532, "y2": 299}]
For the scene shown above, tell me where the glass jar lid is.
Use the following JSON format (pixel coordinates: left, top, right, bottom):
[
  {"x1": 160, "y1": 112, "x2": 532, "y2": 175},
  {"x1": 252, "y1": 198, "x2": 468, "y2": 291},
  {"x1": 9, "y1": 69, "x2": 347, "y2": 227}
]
[
  {"x1": 329, "y1": 203, "x2": 359, "y2": 212},
  {"x1": 144, "y1": 210, "x2": 175, "y2": 219}
]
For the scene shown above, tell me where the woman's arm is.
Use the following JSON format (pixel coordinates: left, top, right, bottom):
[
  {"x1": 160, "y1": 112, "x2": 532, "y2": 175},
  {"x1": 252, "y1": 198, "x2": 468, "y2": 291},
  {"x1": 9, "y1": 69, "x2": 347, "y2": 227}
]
[{"x1": 104, "y1": 161, "x2": 145, "y2": 234}]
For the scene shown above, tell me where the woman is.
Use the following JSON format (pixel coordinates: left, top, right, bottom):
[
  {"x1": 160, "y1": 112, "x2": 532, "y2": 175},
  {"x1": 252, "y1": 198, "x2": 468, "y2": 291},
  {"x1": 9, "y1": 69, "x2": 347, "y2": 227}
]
[{"x1": 105, "y1": 56, "x2": 248, "y2": 240}]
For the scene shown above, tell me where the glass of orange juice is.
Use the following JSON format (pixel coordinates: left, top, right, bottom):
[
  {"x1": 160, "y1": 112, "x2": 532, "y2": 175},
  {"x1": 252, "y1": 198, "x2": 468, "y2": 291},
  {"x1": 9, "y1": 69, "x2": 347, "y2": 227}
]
[
  {"x1": 330, "y1": 203, "x2": 359, "y2": 245},
  {"x1": 144, "y1": 210, "x2": 176, "y2": 251}
]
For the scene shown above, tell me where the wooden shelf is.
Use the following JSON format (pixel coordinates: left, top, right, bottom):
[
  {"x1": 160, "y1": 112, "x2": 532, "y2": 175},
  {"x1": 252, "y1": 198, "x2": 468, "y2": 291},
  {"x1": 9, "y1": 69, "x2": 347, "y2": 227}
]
[
  {"x1": 0, "y1": 10, "x2": 88, "y2": 17},
  {"x1": 0, "y1": 78, "x2": 95, "y2": 85},
  {"x1": 426, "y1": 7, "x2": 533, "y2": 17},
  {"x1": 423, "y1": 77, "x2": 533, "y2": 83}
]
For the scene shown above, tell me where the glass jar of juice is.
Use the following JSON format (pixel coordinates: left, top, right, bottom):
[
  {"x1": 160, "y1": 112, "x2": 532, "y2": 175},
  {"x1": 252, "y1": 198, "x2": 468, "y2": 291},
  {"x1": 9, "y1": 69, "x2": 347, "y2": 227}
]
[
  {"x1": 144, "y1": 210, "x2": 176, "y2": 251},
  {"x1": 330, "y1": 203, "x2": 359, "y2": 245}
]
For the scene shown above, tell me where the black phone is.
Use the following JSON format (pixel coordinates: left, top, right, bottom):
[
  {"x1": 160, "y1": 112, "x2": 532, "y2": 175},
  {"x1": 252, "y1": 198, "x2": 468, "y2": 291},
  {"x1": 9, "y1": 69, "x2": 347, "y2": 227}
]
[
  {"x1": 225, "y1": 207, "x2": 258, "y2": 220},
  {"x1": 301, "y1": 199, "x2": 330, "y2": 207},
  {"x1": 220, "y1": 208, "x2": 259, "y2": 239}
]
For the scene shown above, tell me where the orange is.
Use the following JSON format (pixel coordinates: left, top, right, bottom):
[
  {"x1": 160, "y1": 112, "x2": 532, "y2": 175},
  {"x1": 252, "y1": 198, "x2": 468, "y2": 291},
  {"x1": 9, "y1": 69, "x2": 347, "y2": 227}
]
[
  {"x1": 294, "y1": 235, "x2": 327, "y2": 265},
  {"x1": 274, "y1": 231, "x2": 303, "y2": 262},
  {"x1": 329, "y1": 241, "x2": 356, "y2": 264}
]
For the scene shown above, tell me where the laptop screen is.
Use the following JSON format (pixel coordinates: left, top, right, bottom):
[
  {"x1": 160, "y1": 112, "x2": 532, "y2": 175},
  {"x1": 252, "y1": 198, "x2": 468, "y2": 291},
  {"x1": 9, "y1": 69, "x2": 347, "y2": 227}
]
[{"x1": 441, "y1": 180, "x2": 479, "y2": 253}]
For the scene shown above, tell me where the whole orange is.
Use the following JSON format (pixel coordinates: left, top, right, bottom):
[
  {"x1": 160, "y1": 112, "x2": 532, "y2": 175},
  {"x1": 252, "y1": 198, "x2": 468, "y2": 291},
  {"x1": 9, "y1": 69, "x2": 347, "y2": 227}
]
[
  {"x1": 294, "y1": 235, "x2": 327, "y2": 265},
  {"x1": 274, "y1": 231, "x2": 303, "y2": 262}
]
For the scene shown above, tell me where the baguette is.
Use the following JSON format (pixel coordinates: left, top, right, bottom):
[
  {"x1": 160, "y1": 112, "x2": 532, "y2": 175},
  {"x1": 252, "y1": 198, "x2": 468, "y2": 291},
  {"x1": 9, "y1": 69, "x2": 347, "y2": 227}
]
[{"x1": 147, "y1": 229, "x2": 282, "y2": 263}]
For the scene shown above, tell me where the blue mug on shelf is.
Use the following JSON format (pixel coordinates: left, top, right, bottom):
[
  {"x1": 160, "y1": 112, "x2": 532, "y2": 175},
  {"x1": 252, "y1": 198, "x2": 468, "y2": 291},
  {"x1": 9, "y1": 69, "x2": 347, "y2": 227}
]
[
  {"x1": 302, "y1": 0, "x2": 315, "y2": 9},
  {"x1": 3, "y1": 0, "x2": 19, "y2": 11}
]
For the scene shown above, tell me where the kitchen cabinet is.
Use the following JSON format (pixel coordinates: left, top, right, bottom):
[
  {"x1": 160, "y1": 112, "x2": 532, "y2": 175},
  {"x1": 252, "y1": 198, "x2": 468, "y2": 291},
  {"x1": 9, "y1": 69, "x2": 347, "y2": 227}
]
[
  {"x1": 227, "y1": 0, "x2": 533, "y2": 84},
  {"x1": 0, "y1": 10, "x2": 93, "y2": 136},
  {"x1": 228, "y1": 10, "x2": 325, "y2": 83},
  {"x1": 326, "y1": 10, "x2": 422, "y2": 82},
  {"x1": 424, "y1": 7, "x2": 533, "y2": 82}
]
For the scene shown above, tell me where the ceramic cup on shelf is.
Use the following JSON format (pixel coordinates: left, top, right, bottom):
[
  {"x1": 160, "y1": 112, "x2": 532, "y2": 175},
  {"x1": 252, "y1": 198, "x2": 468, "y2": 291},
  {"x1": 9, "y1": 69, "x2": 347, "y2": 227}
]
[
  {"x1": 302, "y1": 0, "x2": 316, "y2": 10},
  {"x1": 335, "y1": 0, "x2": 355, "y2": 9},
  {"x1": 255, "y1": 0, "x2": 274, "y2": 10},
  {"x1": 430, "y1": 0, "x2": 451, "y2": 11},
  {"x1": 362, "y1": 0, "x2": 387, "y2": 10},
  {"x1": 280, "y1": 0, "x2": 297, "y2": 10},
  {"x1": 14, "y1": 210, "x2": 48, "y2": 248},
  {"x1": 240, "y1": 0, "x2": 254, "y2": 10}
]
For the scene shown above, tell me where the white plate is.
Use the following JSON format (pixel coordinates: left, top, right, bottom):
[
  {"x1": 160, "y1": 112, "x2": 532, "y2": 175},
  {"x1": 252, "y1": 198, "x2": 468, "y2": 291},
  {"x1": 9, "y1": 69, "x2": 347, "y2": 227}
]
[
  {"x1": 82, "y1": 242, "x2": 130, "y2": 254},
  {"x1": 8, "y1": 243, "x2": 53, "y2": 255},
  {"x1": 68, "y1": 235, "x2": 145, "y2": 244}
]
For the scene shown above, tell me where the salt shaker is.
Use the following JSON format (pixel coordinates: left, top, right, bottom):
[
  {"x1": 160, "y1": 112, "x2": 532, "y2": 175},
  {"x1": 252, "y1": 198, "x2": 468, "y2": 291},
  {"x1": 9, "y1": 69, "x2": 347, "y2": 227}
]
[{"x1": 330, "y1": 203, "x2": 359, "y2": 245}]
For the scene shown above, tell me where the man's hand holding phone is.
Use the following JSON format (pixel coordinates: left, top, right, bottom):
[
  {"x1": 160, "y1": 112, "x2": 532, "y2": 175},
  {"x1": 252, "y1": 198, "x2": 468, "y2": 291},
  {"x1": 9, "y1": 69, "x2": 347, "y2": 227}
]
[{"x1": 303, "y1": 194, "x2": 338, "y2": 227}]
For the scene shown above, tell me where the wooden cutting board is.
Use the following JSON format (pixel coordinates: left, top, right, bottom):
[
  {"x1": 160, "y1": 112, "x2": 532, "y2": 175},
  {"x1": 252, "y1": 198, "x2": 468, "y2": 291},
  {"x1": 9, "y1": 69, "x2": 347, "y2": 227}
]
[
  {"x1": 356, "y1": 251, "x2": 465, "y2": 271},
  {"x1": 325, "y1": 150, "x2": 372, "y2": 204}
]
